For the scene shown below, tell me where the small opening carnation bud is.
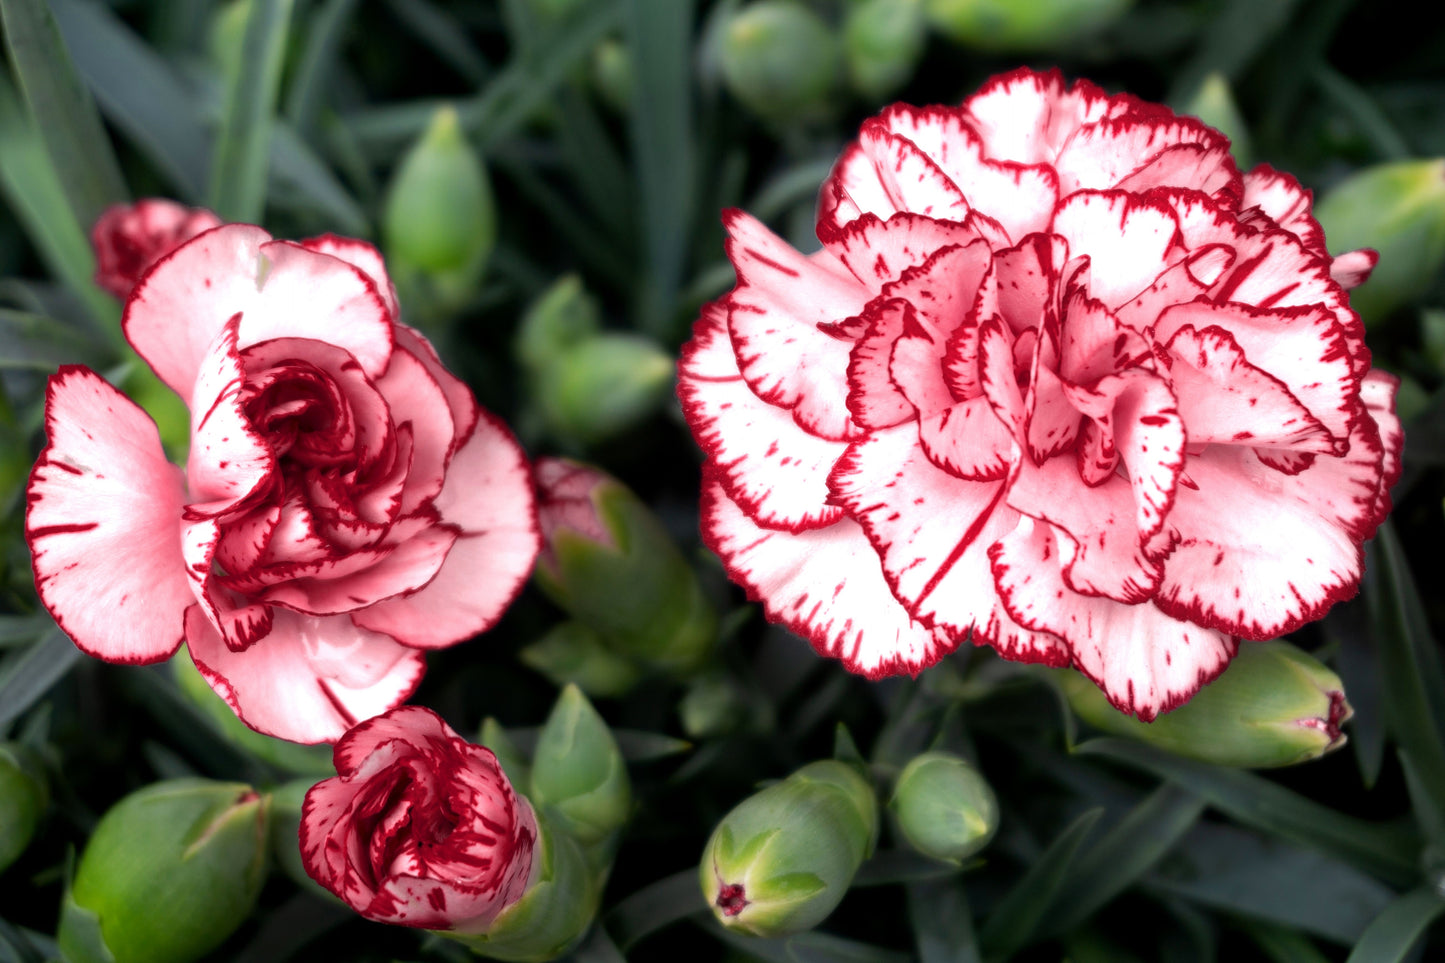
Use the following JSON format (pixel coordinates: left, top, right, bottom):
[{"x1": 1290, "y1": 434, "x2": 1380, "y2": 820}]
[
  {"x1": 58, "y1": 779, "x2": 269, "y2": 963},
  {"x1": 700, "y1": 759, "x2": 879, "y2": 937},
  {"x1": 1056, "y1": 641, "x2": 1354, "y2": 768},
  {"x1": 889, "y1": 751, "x2": 999, "y2": 863}
]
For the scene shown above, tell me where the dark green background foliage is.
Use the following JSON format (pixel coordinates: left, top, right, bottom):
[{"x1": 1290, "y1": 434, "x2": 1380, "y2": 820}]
[{"x1": 2, "y1": 0, "x2": 1445, "y2": 960}]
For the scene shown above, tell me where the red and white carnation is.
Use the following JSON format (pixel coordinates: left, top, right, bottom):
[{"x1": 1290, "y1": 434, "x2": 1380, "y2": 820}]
[
  {"x1": 678, "y1": 68, "x2": 1403, "y2": 719},
  {"x1": 91, "y1": 199, "x2": 222, "y2": 299},
  {"x1": 301, "y1": 705, "x2": 538, "y2": 930},
  {"x1": 28, "y1": 225, "x2": 540, "y2": 742}
]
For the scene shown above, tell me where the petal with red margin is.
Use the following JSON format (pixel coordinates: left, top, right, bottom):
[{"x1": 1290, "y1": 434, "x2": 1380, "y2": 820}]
[
  {"x1": 1330, "y1": 249, "x2": 1378, "y2": 290},
  {"x1": 1051, "y1": 191, "x2": 1183, "y2": 309},
  {"x1": 880, "y1": 239, "x2": 992, "y2": 335},
  {"x1": 187, "y1": 605, "x2": 425, "y2": 743},
  {"x1": 679, "y1": 304, "x2": 845, "y2": 531},
  {"x1": 299, "y1": 234, "x2": 401, "y2": 319},
  {"x1": 394, "y1": 325, "x2": 480, "y2": 451},
  {"x1": 256, "y1": 525, "x2": 458, "y2": 616},
  {"x1": 961, "y1": 67, "x2": 1121, "y2": 165},
  {"x1": 856, "y1": 122, "x2": 972, "y2": 221},
  {"x1": 181, "y1": 516, "x2": 274, "y2": 652},
  {"x1": 1115, "y1": 143, "x2": 1242, "y2": 209},
  {"x1": 1240, "y1": 164, "x2": 1326, "y2": 256},
  {"x1": 991, "y1": 518, "x2": 1235, "y2": 720},
  {"x1": 1054, "y1": 116, "x2": 1233, "y2": 195},
  {"x1": 702, "y1": 473, "x2": 951, "y2": 678},
  {"x1": 329, "y1": 703, "x2": 454, "y2": 775},
  {"x1": 185, "y1": 317, "x2": 276, "y2": 514},
  {"x1": 1113, "y1": 244, "x2": 1234, "y2": 334},
  {"x1": 26, "y1": 367, "x2": 192, "y2": 664},
  {"x1": 977, "y1": 318, "x2": 1025, "y2": 438},
  {"x1": 1153, "y1": 415, "x2": 1389, "y2": 640},
  {"x1": 828, "y1": 425, "x2": 1065, "y2": 664},
  {"x1": 1163, "y1": 324, "x2": 1335, "y2": 451},
  {"x1": 992, "y1": 234, "x2": 1069, "y2": 336},
  {"x1": 820, "y1": 212, "x2": 982, "y2": 288},
  {"x1": 373, "y1": 347, "x2": 455, "y2": 515},
  {"x1": 846, "y1": 300, "x2": 916, "y2": 430},
  {"x1": 724, "y1": 210, "x2": 870, "y2": 441},
  {"x1": 918, "y1": 396, "x2": 1014, "y2": 481},
  {"x1": 353, "y1": 411, "x2": 540, "y2": 649},
  {"x1": 1360, "y1": 367, "x2": 1402, "y2": 521}
]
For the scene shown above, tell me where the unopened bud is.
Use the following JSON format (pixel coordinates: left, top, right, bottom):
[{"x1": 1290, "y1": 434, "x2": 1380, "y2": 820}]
[
  {"x1": 720, "y1": 1, "x2": 841, "y2": 124},
  {"x1": 889, "y1": 751, "x2": 997, "y2": 862},
  {"x1": 1058, "y1": 641, "x2": 1353, "y2": 768},
  {"x1": 529, "y1": 685, "x2": 631, "y2": 852},
  {"x1": 521, "y1": 621, "x2": 643, "y2": 697},
  {"x1": 0, "y1": 743, "x2": 47, "y2": 873},
  {"x1": 58, "y1": 780, "x2": 269, "y2": 963},
  {"x1": 515, "y1": 275, "x2": 603, "y2": 373},
  {"x1": 535, "y1": 458, "x2": 716, "y2": 674},
  {"x1": 701, "y1": 759, "x2": 878, "y2": 937},
  {"x1": 534, "y1": 333, "x2": 674, "y2": 446},
  {"x1": 383, "y1": 106, "x2": 497, "y2": 319},
  {"x1": 843, "y1": 0, "x2": 927, "y2": 101},
  {"x1": 923, "y1": 0, "x2": 1134, "y2": 52},
  {"x1": 1315, "y1": 158, "x2": 1445, "y2": 324}
]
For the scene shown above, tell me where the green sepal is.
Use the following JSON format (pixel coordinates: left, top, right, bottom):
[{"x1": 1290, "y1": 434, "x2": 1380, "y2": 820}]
[
  {"x1": 529, "y1": 685, "x2": 631, "y2": 853},
  {"x1": 520, "y1": 621, "x2": 643, "y2": 698},
  {"x1": 533, "y1": 333, "x2": 674, "y2": 447},
  {"x1": 515, "y1": 274, "x2": 602, "y2": 374},
  {"x1": 479, "y1": 718, "x2": 533, "y2": 792},
  {"x1": 442, "y1": 812, "x2": 600, "y2": 962}
]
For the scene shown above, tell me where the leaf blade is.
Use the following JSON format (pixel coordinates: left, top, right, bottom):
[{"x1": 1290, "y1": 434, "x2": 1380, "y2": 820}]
[{"x1": 209, "y1": 0, "x2": 294, "y2": 221}]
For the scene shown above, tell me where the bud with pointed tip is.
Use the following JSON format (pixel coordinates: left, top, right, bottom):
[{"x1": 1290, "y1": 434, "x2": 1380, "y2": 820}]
[
  {"x1": 383, "y1": 106, "x2": 497, "y2": 319},
  {"x1": 535, "y1": 458, "x2": 716, "y2": 674},
  {"x1": 1315, "y1": 158, "x2": 1445, "y2": 325},
  {"x1": 515, "y1": 275, "x2": 602, "y2": 373},
  {"x1": 923, "y1": 0, "x2": 1133, "y2": 52},
  {"x1": 1057, "y1": 641, "x2": 1354, "y2": 768},
  {"x1": 701, "y1": 759, "x2": 878, "y2": 937},
  {"x1": 889, "y1": 751, "x2": 997, "y2": 862},
  {"x1": 529, "y1": 685, "x2": 631, "y2": 855},
  {"x1": 720, "y1": 1, "x2": 841, "y2": 124},
  {"x1": 534, "y1": 333, "x2": 674, "y2": 446},
  {"x1": 843, "y1": 0, "x2": 927, "y2": 101},
  {"x1": 0, "y1": 743, "x2": 47, "y2": 873},
  {"x1": 58, "y1": 780, "x2": 269, "y2": 963}
]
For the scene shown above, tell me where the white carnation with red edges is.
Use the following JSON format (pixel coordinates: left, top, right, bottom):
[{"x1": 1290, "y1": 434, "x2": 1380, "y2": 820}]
[
  {"x1": 678, "y1": 68, "x2": 1402, "y2": 719},
  {"x1": 27, "y1": 225, "x2": 540, "y2": 743}
]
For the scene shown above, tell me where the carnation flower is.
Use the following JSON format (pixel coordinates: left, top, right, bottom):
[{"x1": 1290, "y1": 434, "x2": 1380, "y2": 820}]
[
  {"x1": 27, "y1": 227, "x2": 540, "y2": 742},
  {"x1": 91, "y1": 199, "x2": 222, "y2": 299},
  {"x1": 301, "y1": 706, "x2": 538, "y2": 931},
  {"x1": 678, "y1": 68, "x2": 1402, "y2": 718}
]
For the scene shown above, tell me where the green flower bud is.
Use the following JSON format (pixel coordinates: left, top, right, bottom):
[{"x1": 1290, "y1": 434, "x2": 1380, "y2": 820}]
[
  {"x1": 515, "y1": 275, "x2": 602, "y2": 374},
  {"x1": 1181, "y1": 72, "x2": 1252, "y2": 170},
  {"x1": 1058, "y1": 641, "x2": 1353, "y2": 768},
  {"x1": 889, "y1": 751, "x2": 997, "y2": 862},
  {"x1": 591, "y1": 38, "x2": 634, "y2": 113},
  {"x1": 520, "y1": 621, "x2": 643, "y2": 698},
  {"x1": 445, "y1": 811, "x2": 600, "y2": 963},
  {"x1": 534, "y1": 333, "x2": 674, "y2": 446},
  {"x1": 720, "y1": 2, "x2": 841, "y2": 124},
  {"x1": 535, "y1": 458, "x2": 716, "y2": 674},
  {"x1": 1314, "y1": 158, "x2": 1445, "y2": 325},
  {"x1": 679, "y1": 672, "x2": 750, "y2": 740},
  {"x1": 529, "y1": 685, "x2": 631, "y2": 851},
  {"x1": 383, "y1": 106, "x2": 497, "y2": 319},
  {"x1": 59, "y1": 780, "x2": 270, "y2": 963},
  {"x1": 843, "y1": 0, "x2": 927, "y2": 101},
  {"x1": 701, "y1": 759, "x2": 878, "y2": 937},
  {"x1": 479, "y1": 717, "x2": 533, "y2": 791},
  {"x1": 0, "y1": 743, "x2": 47, "y2": 873},
  {"x1": 923, "y1": 0, "x2": 1134, "y2": 52},
  {"x1": 171, "y1": 647, "x2": 333, "y2": 776}
]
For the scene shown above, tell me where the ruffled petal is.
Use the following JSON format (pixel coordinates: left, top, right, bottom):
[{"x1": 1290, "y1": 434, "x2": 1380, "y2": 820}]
[
  {"x1": 702, "y1": 472, "x2": 951, "y2": 677},
  {"x1": 300, "y1": 234, "x2": 401, "y2": 319},
  {"x1": 820, "y1": 211, "x2": 984, "y2": 287},
  {"x1": 1330, "y1": 249, "x2": 1378, "y2": 290},
  {"x1": 1360, "y1": 368, "x2": 1403, "y2": 521},
  {"x1": 187, "y1": 606, "x2": 425, "y2": 743},
  {"x1": 1240, "y1": 164, "x2": 1327, "y2": 256},
  {"x1": 1054, "y1": 117, "x2": 1235, "y2": 197},
  {"x1": 991, "y1": 518, "x2": 1236, "y2": 720},
  {"x1": 678, "y1": 304, "x2": 845, "y2": 531},
  {"x1": 1050, "y1": 190, "x2": 1184, "y2": 309},
  {"x1": 27, "y1": 367, "x2": 191, "y2": 664},
  {"x1": 829, "y1": 425, "x2": 1066, "y2": 664},
  {"x1": 395, "y1": 326, "x2": 480, "y2": 452},
  {"x1": 374, "y1": 347, "x2": 455, "y2": 515},
  {"x1": 961, "y1": 67, "x2": 1122, "y2": 165},
  {"x1": 918, "y1": 396, "x2": 1014, "y2": 481},
  {"x1": 352, "y1": 412, "x2": 540, "y2": 649}
]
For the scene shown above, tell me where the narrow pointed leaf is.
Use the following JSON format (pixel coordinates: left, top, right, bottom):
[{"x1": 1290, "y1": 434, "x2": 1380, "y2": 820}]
[
  {"x1": 1242, "y1": 921, "x2": 1333, "y2": 963},
  {"x1": 209, "y1": 0, "x2": 294, "y2": 221},
  {"x1": 606, "y1": 870, "x2": 704, "y2": 950},
  {"x1": 0, "y1": 310, "x2": 109, "y2": 369},
  {"x1": 382, "y1": 0, "x2": 489, "y2": 85},
  {"x1": 1077, "y1": 738, "x2": 1418, "y2": 885},
  {"x1": 978, "y1": 808, "x2": 1103, "y2": 958},
  {"x1": 0, "y1": 0, "x2": 127, "y2": 226},
  {"x1": 0, "y1": 627, "x2": 82, "y2": 731},
  {"x1": 285, "y1": 0, "x2": 362, "y2": 137},
  {"x1": 1344, "y1": 888, "x2": 1445, "y2": 963},
  {"x1": 907, "y1": 880, "x2": 981, "y2": 963}
]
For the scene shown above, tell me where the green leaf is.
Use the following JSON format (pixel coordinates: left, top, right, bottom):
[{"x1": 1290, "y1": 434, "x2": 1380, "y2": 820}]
[
  {"x1": 851, "y1": 849, "x2": 960, "y2": 888},
  {"x1": 693, "y1": 916, "x2": 911, "y2": 963},
  {"x1": 209, "y1": 0, "x2": 294, "y2": 221},
  {"x1": 1240, "y1": 921, "x2": 1332, "y2": 963},
  {"x1": 382, "y1": 0, "x2": 490, "y2": 86},
  {"x1": 977, "y1": 807, "x2": 1103, "y2": 958},
  {"x1": 1344, "y1": 888, "x2": 1445, "y2": 963},
  {"x1": 0, "y1": 309, "x2": 110, "y2": 370},
  {"x1": 1147, "y1": 822, "x2": 1395, "y2": 945},
  {"x1": 567, "y1": 925, "x2": 628, "y2": 963},
  {"x1": 605, "y1": 869, "x2": 705, "y2": 951},
  {"x1": 1367, "y1": 523, "x2": 1445, "y2": 839},
  {"x1": 0, "y1": 0, "x2": 127, "y2": 228},
  {"x1": 1076, "y1": 738, "x2": 1419, "y2": 886},
  {"x1": 0, "y1": 72, "x2": 118, "y2": 333},
  {"x1": 501, "y1": 725, "x2": 690, "y2": 763},
  {"x1": 284, "y1": 0, "x2": 362, "y2": 137},
  {"x1": 50, "y1": 0, "x2": 209, "y2": 200},
  {"x1": 1043, "y1": 784, "x2": 1207, "y2": 935},
  {"x1": 906, "y1": 879, "x2": 981, "y2": 963},
  {"x1": 268, "y1": 123, "x2": 369, "y2": 236},
  {"x1": 1313, "y1": 66, "x2": 1411, "y2": 161},
  {"x1": 625, "y1": 0, "x2": 694, "y2": 338},
  {"x1": 1325, "y1": 605, "x2": 1386, "y2": 788},
  {"x1": 0, "y1": 627, "x2": 81, "y2": 733},
  {"x1": 1166, "y1": 0, "x2": 1304, "y2": 103}
]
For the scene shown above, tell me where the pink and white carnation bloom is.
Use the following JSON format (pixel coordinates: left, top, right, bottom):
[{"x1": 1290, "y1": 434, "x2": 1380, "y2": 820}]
[
  {"x1": 91, "y1": 199, "x2": 223, "y2": 299},
  {"x1": 678, "y1": 67, "x2": 1403, "y2": 719},
  {"x1": 300, "y1": 705, "x2": 538, "y2": 931},
  {"x1": 27, "y1": 225, "x2": 540, "y2": 743}
]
